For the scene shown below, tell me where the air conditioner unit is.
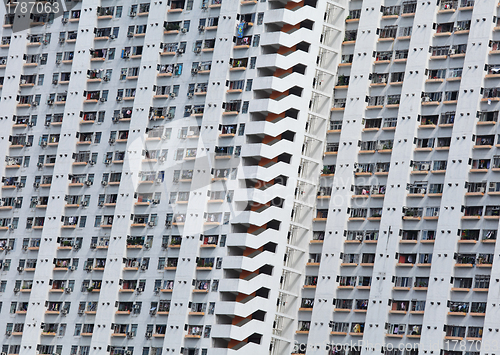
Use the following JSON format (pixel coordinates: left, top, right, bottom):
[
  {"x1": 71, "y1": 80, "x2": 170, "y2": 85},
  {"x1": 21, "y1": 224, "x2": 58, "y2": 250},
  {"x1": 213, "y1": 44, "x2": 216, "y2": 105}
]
[
  {"x1": 418, "y1": 189, "x2": 426, "y2": 194},
  {"x1": 8, "y1": 224, "x2": 13, "y2": 231},
  {"x1": 98, "y1": 201, "x2": 104, "y2": 207},
  {"x1": 140, "y1": 264, "x2": 147, "y2": 270},
  {"x1": 198, "y1": 25, "x2": 205, "y2": 31},
  {"x1": 32, "y1": 101, "x2": 38, "y2": 106},
  {"x1": 81, "y1": 201, "x2": 88, "y2": 207},
  {"x1": 25, "y1": 141, "x2": 32, "y2": 147},
  {"x1": 33, "y1": 182, "x2": 40, "y2": 188},
  {"x1": 13, "y1": 288, "x2": 19, "y2": 293},
  {"x1": 148, "y1": 221, "x2": 156, "y2": 227},
  {"x1": 104, "y1": 159, "x2": 112, "y2": 165},
  {"x1": 137, "y1": 287, "x2": 144, "y2": 293},
  {"x1": 194, "y1": 47, "x2": 201, "y2": 53},
  {"x1": 129, "y1": 12, "x2": 137, "y2": 17},
  {"x1": 17, "y1": 266, "x2": 23, "y2": 272},
  {"x1": 59, "y1": 38, "x2": 65, "y2": 43},
  {"x1": 47, "y1": 100, "x2": 54, "y2": 105},
  {"x1": 188, "y1": 93, "x2": 194, "y2": 99},
  {"x1": 99, "y1": 97, "x2": 106, "y2": 102},
  {"x1": 154, "y1": 286, "x2": 161, "y2": 293},
  {"x1": 146, "y1": 331, "x2": 153, "y2": 338},
  {"x1": 181, "y1": 27, "x2": 187, "y2": 33},
  {"x1": 202, "y1": 5, "x2": 208, "y2": 9},
  {"x1": 101, "y1": 180, "x2": 108, "y2": 186},
  {"x1": 70, "y1": 266, "x2": 76, "y2": 271},
  {"x1": 22, "y1": 245, "x2": 28, "y2": 251},
  {"x1": 156, "y1": 178, "x2": 162, "y2": 184},
  {"x1": 41, "y1": 141, "x2": 48, "y2": 147},
  {"x1": 37, "y1": 163, "x2": 43, "y2": 168},
  {"x1": 73, "y1": 244, "x2": 80, "y2": 250},
  {"x1": 78, "y1": 309, "x2": 84, "y2": 314},
  {"x1": 177, "y1": 48, "x2": 185, "y2": 54},
  {"x1": 191, "y1": 68, "x2": 198, "y2": 75},
  {"x1": 109, "y1": 34, "x2": 116, "y2": 40},
  {"x1": 479, "y1": 187, "x2": 485, "y2": 193},
  {"x1": 127, "y1": 33, "x2": 134, "y2": 38},
  {"x1": 116, "y1": 96, "x2": 123, "y2": 101},
  {"x1": 21, "y1": 79, "x2": 26, "y2": 84},
  {"x1": 166, "y1": 113, "x2": 173, "y2": 119},
  {"x1": 90, "y1": 243, "x2": 97, "y2": 249},
  {"x1": 126, "y1": 351, "x2": 132, "y2": 355},
  {"x1": 61, "y1": 18, "x2": 68, "y2": 23},
  {"x1": 65, "y1": 287, "x2": 72, "y2": 293},
  {"x1": 109, "y1": 138, "x2": 116, "y2": 144},
  {"x1": 421, "y1": 164, "x2": 430, "y2": 170},
  {"x1": 5, "y1": 331, "x2": 11, "y2": 337},
  {"x1": 170, "y1": 92, "x2": 176, "y2": 98},
  {"x1": 307, "y1": 258, "x2": 315, "y2": 263},
  {"x1": 159, "y1": 156, "x2": 166, "y2": 162},
  {"x1": 84, "y1": 180, "x2": 92, "y2": 186},
  {"x1": 52, "y1": 80, "x2": 58, "y2": 85},
  {"x1": 103, "y1": 76, "x2": 110, "y2": 82}
]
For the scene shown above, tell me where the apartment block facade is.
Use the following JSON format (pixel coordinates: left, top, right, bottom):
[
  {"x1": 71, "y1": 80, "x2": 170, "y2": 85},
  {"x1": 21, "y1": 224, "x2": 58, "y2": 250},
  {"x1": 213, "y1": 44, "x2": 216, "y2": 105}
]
[{"x1": 0, "y1": 0, "x2": 499, "y2": 354}]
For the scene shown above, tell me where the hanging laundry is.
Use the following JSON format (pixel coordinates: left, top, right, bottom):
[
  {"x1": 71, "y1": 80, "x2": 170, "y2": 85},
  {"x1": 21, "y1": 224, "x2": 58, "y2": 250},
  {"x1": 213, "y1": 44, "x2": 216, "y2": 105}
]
[{"x1": 237, "y1": 22, "x2": 245, "y2": 38}]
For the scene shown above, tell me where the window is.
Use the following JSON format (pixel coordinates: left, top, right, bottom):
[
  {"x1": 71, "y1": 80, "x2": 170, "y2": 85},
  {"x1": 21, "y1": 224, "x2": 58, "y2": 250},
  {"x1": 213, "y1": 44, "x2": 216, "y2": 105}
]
[
  {"x1": 211, "y1": 280, "x2": 219, "y2": 291},
  {"x1": 40, "y1": 53, "x2": 48, "y2": 65},
  {"x1": 204, "y1": 325, "x2": 211, "y2": 338},
  {"x1": 249, "y1": 57, "x2": 256, "y2": 69},
  {"x1": 238, "y1": 124, "x2": 245, "y2": 135},
  {"x1": 175, "y1": 149, "x2": 184, "y2": 160},
  {"x1": 257, "y1": 13, "x2": 264, "y2": 25},
  {"x1": 245, "y1": 79, "x2": 253, "y2": 91},
  {"x1": 253, "y1": 34, "x2": 260, "y2": 47},
  {"x1": 242, "y1": 101, "x2": 249, "y2": 113},
  {"x1": 158, "y1": 257, "x2": 165, "y2": 270},
  {"x1": 219, "y1": 235, "x2": 226, "y2": 247}
]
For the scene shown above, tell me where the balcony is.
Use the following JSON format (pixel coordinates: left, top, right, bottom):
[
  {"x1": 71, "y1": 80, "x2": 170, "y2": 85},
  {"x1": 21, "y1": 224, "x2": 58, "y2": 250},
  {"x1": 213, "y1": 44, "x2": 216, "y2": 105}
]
[
  {"x1": 343, "y1": 30, "x2": 357, "y2": 44},
  {"x1": 321, "y1": 165, "x2": 335, "y2": 176},
  {"x1": 378, "y1": 26, "x2": 397, "y2": 41},
  {"x1": 313, "y1": 210, "x2": 328, "y2": 221},
  {"x1": 168, "y1": 0, "x2": 185, "y2": 12},
  {"x1": 438, "y1": 0, "x2": 458, "y2": 12},
  {"x1": 387, "y1": 324, "x2": 405, "y2": 338},
  {"x1": 421, "y1": 92, "x2": 442, "y2": 105}
]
